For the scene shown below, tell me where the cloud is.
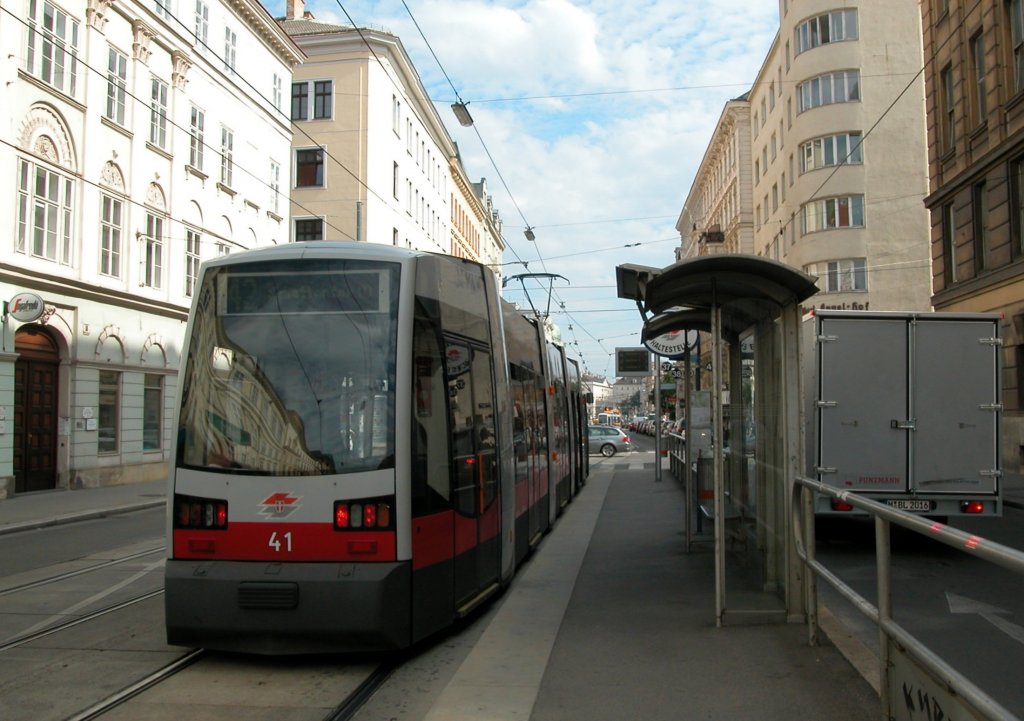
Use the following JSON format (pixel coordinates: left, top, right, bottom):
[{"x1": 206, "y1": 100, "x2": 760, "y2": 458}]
[{"x1": 265, "y1": 0, "x2": 779, "y2": 377}]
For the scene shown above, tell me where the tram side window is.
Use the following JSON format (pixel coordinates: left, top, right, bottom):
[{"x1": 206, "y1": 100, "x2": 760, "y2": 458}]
[
  {"x1": 412, "y1": 315, "x2": 451, "y2": 515},
  {"x1": 447, "y1": 342, "x2": 496, "y2": 517}
]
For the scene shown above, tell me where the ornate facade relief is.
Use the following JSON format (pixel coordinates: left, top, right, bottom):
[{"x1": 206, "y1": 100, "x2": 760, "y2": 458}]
[
  {"x1": 86, "y1": 0, "x2": 112, "y2": 31},
  {"x1": 100, "y1": 161, "x2": 126, "y2": 194},
  {"x1": 133, "y1": 20, "x2": 155, "y2": 64},
  {"x1": 172, "y1": 50, "x2": 192, "y2": 90},
  {"x1": 18, "y1": 105, "x2": 76, "y2": 171},
  {"x1": 94, "y1": 325, "x2": 126, "y2": 364},
  {"x1": 145, "y1": 182, "x2": 167, "y2": 212}
]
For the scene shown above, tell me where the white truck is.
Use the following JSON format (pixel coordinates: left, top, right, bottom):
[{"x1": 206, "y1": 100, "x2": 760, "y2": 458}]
[{"x1": 804, "y1": 310, "x2": 1002, "y2": 517}]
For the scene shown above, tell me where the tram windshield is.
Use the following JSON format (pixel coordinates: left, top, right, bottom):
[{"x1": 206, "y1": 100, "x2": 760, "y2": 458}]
[{"x1": 177, "y1": 258, "x2": 399, "y2": 475}]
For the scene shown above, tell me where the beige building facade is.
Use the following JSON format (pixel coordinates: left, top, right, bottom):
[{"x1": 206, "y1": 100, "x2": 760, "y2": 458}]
[
  {"x1": 682, "y1": 0, "x2": 933, "y2": 315},
  {"x1": 279, "y1": 0, "x2": 503, "y2": 269}
]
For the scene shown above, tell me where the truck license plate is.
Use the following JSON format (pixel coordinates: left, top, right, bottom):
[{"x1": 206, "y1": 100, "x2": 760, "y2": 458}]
[{"x1": 885, "y1": 500, "x2": 932, "y2": 512}]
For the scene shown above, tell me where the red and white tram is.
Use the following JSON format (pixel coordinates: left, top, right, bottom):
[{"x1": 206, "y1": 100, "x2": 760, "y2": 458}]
[{"x1": 165, "y1": 242, "x2": 589, "y2": 653}]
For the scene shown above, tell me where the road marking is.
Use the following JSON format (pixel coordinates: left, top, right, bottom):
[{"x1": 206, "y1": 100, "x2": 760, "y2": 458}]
[{"x1": 946, "y1": 591, "x2": 1024, "y2": 646}]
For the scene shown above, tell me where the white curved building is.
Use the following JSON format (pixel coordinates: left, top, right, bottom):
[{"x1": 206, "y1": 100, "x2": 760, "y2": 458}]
[{"x1": 682, "y1": 0, "x2": 933, "y2": 314}]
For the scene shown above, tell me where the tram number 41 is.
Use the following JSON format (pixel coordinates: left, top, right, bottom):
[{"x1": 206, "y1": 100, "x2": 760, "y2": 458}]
[{"x1": 268, "y1": 531, "x2": 293, "y2": 552}]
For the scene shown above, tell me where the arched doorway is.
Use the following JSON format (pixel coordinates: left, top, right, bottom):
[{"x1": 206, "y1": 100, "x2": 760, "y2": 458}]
[{"x1": 14, "y1": 326, "x2": 60, "y2": 493}]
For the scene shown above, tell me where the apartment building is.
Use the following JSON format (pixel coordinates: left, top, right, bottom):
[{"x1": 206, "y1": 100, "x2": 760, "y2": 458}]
[
  {"x1": 676, "y1": 94, "x2": 755, "y2": 258},
  {"x1": 920, "y1": 0, "x2": 1024, "y2": 468},
  {"x1": 680, "y1": 0, "x2": 932, "y2": 315},
  {"x1": 278, "y1": 0, "x2": 504, "y2": 270},
  {"x1": 0, "y1": 0, "x2": 302, "y2": 495}
]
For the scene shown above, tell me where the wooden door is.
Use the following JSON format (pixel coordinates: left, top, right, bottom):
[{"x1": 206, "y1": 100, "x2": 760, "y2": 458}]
[{"x1": 14, "y1": 327, "x2": 59, "y2": 493}]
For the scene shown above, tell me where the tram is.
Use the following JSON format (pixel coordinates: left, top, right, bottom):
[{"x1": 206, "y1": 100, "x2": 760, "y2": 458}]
[{"x1": 164, "y1": 241, "x2": 589, "y2": 654}]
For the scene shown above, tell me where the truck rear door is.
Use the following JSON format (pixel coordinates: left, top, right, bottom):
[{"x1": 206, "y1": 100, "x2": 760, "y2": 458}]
[
  {"x1": 911, "y1": 318, "x2": 1000, "y2": 494},
  {"x1": 817, "y1": 315, "x2": 908, "y2": 493}
]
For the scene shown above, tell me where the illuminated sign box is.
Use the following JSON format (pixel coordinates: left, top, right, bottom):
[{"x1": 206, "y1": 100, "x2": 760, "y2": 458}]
[{"x1": 616, "y1": 347, "x2": 651, "y2": 377}]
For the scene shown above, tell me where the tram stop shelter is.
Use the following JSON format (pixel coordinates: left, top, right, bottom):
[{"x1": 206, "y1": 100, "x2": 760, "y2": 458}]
[{"x1": 616, "y1": 254, "x2": 819, "y2": 627}]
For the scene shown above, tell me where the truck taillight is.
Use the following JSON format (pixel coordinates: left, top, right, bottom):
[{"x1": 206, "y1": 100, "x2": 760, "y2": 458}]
[
  {"x1": 334, "y1": 498, "x2": 393, "y2": 530},
  {"x1": 174, "y1": 494, "x2": 228, "y2": 529},
  {"x1": 961, "y1": 501, "x2": 985, "y2": 514}
]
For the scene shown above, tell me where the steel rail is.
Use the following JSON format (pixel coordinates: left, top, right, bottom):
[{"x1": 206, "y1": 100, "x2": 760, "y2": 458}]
[
  {"x1": 0, "y1": 545, "x2": 165, "y2": 597},
  {"x1": 0, "y1": 588, "x2": 164, "y2": 652},
  {"x1": 63, "y1": 649, "x2": 206, "y2": 721},
  {"x1": 792, "y1": 475, "x2": 1024, "y2": 721}
]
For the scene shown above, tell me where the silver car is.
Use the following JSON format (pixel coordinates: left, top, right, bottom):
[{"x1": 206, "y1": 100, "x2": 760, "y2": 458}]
[{"x1": 588, "y1": 425, "x2": 631, "y2": 457}]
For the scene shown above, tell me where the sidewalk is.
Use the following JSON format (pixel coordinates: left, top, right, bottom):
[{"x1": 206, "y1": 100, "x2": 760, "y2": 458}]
[
  {"x1": 0, "y1": 478, "x2": 167, "y2": 536},
  {"x1": 424, "y1": 458, "x2": 879, "y2": 720}
]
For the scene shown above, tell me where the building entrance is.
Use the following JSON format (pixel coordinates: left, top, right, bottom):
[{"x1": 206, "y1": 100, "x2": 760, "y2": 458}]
[{"x1": 14, "y1": 326, "x2": 60, "y2": 493}]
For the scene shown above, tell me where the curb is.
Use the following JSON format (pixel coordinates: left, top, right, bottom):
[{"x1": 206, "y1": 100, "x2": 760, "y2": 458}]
[{"x1": 0, "y1": 499, "x2": 166, "y2": 537}]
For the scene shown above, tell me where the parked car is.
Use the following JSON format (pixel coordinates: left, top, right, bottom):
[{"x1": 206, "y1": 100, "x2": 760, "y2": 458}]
[{"x1": 588, "y1": 425, "x2": 631, "y2": 457}]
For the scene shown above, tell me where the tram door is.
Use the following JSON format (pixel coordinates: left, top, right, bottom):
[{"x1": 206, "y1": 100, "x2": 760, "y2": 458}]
[
  {"x1": 446, "y1": 341, "x2": 500, "y2": 610},
  {"x1": 14, "y1": 326, "x2": 60, "y2": 493}
]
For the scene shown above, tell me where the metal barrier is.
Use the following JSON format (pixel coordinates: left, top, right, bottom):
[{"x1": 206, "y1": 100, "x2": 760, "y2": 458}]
[{"x1": 792, "y1": 476, "x2": 1024, "y2": 721}]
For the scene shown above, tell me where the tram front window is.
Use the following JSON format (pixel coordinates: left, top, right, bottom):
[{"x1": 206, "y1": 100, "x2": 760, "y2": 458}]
[{"x1": 177, "y1": 258, "x2": 400, "y2": 475}]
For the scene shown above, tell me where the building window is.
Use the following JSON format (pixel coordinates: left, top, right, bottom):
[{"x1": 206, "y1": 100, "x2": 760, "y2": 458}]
[
  {"x1": 27, "y1": 0, "x2": 80, "y2": 97},
  {"x1": 272, "y1": 74, "x2": 282, "y2": 111},
  {"x1": 295, "y1": 218, "x2": 324, "y2": 241},
  {"x1": 801, "y1": 195, "x2": 865, "y2": 234},
  {"x1": 1011, "y1": 156, "x2": 1024, "y2": 258},
  {"x1": 1012, "y1": 0, "x2": 1024, "y2": 93},
  {"x1": 189, "y1": 106, "x2": 205, "y2": 170},
  {"x1": 270, "y1": 160, "x2": 281, "y2": 214},
  {"x1": 940, "y1": 65, "x2": 955, "y2": 153},
  {"x1": 393, "y1": 95, "x2": 401, "y2": 135},
  {"x1": 974, "y1": 181, "x2": 990, "y2": 272},
  {"x1": 99, "y1": 371, "x2": 119, "y2": 454},
  {"x1": 314, "y1": 81, "x2": 332, "y2": 119},
  {"x1": 795, "y1": 9, "x2": 858, "y2": 55},
  {"x1": 105, "y1": 48, "x2": 127, "y2": 125},
  {"x1": 155, "y1": 0, "x2": 172, "y2": 20},
  {"x1": 295, "y1": 148, "x2": 324, "y2": 187},
  {"x1": 193, "y1": 0, "x2": 208, "y2": 46},
  {"x1": 942, "y1": 202, "x2": 958, "y2": 284},
  {"x1": 224, "y1": 27, "x2": 236, "y2": 73},
  {"x1": 800, "y1": 132, "x2": 863, "y2": 173},
  {"x1": 772, "y1": 183, "x2": 779, "y2": 212},
  {"x1": 150, "y1": 78, "x2": 169, "y2": 149},
  {"x1": 16, "y1": 157, "x2": 73, "y2": 264},
  {"x1": 185, "y1": 228, "x2": 200, "y2": 297},
  {"x1": 291, "y1": 80, "x2": 333, "y2": 120},
  {"x1": 143, "y1": 213, "x2": 164, "y2": 288},
  {"x1": 393, "y1": 161, "x2": 399, "y2": 199},
  {"x1": 220, "y1": 126, "x2": 234, "y2": 187},
  {"x1": 143, "y1": 374, "x2": 163, "y2": 451},
  {"x1": 806, "y1": 259, "x2": 867, "y2": 292},
  {"x1": 970, "y1": 32, "x2": 987, "y2": 126},
  {"x1": 798, "y1": 70, "x2": 860, "y2": 113},
  {"x1": 100, "y1": 194, "x2": 122, "y2": 277}
]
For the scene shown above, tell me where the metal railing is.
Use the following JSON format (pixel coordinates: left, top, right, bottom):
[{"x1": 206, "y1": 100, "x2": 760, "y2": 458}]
[{"x1": 792, "y1": 476, "x2": 1024, "y2": 721}]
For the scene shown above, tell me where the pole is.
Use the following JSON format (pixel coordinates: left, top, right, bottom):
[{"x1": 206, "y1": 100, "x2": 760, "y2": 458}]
[{"x1": 654, "y1": 359, "x2": 662, "y2": 482}]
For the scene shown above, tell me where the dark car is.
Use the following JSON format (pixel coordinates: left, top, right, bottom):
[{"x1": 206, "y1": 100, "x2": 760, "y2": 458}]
[{"x1": 588, "y1": 425, "x2": 631, "y2": 457}]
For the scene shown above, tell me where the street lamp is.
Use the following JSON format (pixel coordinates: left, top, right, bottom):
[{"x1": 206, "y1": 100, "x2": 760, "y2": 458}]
[{"x1": 451, "y1": 101, "x2": 474, "y2": 127}]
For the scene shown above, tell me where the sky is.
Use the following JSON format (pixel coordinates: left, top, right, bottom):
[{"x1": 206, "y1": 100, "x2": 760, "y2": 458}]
[{"x1": 262, "y1": 0, "x2": 781, "y2": 381}]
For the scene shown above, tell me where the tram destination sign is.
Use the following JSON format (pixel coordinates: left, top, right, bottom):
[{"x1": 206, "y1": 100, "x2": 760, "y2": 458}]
[{"x1": 616, "y1": 347, "x2": 651, "y2": 377}]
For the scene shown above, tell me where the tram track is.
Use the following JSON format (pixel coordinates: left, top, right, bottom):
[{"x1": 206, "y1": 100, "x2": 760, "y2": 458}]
[
  {"x1": 0, "y1": 588, "x2": 165, "y2": 651},
  {"x1": 63, "y1": 649, "x2": 207, "y2": 721},
  {"x1": 0, "y1": 545, "x2": 165, "y2": 597}
]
